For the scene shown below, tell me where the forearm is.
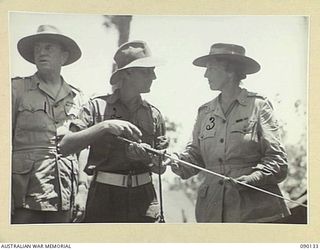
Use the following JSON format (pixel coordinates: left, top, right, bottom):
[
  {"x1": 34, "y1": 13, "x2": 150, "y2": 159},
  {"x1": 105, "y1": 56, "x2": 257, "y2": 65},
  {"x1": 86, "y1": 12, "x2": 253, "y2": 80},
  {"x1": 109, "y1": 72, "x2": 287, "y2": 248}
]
[
  {"x1": 59, "y1": 121, "x2": 112, "y2": 155},
  {"x1": 247, "y1": 99, "x2": 288, "y2": 186},
  {"x1": 254, "y1": 150, "x2": 288, "y2": 185}
]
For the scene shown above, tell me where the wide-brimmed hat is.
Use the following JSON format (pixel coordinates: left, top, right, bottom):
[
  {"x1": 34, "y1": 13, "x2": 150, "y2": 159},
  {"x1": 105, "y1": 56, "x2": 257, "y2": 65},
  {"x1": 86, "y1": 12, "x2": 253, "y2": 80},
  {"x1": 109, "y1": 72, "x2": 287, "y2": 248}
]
[
  {"x1": 193, "y1": 43, "x2": 260, "y2": 74},
  {"x1": 110, "y1": 40, "x2": 163, "y2": 85},
  {"x1": 17, "y1": 25, "x2": 81, "y2": 66}
]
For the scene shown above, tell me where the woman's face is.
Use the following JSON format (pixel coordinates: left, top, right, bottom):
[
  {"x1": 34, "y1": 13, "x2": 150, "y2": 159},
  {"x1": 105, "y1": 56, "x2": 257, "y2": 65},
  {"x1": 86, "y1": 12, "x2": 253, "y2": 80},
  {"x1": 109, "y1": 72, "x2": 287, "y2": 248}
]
[{"x1": 204, "y1": 60, "x2": 231, "y2": 91}]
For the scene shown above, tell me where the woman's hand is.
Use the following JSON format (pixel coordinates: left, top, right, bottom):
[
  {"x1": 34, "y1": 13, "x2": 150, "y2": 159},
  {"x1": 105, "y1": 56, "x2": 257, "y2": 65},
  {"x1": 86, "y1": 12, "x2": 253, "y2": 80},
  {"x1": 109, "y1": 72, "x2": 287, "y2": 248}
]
[
  {"x1": 225, "y1": 171, "x2": 264, "y2": 190},
  {"x1": 164, "y1": 153, "x2": 184, "y2": 176}
]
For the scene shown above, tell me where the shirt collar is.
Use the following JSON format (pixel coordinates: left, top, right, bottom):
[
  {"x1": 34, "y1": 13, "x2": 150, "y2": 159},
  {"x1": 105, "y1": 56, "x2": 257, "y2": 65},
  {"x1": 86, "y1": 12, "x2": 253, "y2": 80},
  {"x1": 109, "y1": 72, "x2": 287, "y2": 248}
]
[
  {"x1": 236, "y1": 88, "x2": 249, "y2": 106},
  {"x1": 31, "y1": 73, "x2": 76, "y2": 100},
  {"x1": 203, "y1": 88, "x2": 249, "y2": 113},
  {"x1": 106, "y1": 90, "x2": 149, "y2": 108}
]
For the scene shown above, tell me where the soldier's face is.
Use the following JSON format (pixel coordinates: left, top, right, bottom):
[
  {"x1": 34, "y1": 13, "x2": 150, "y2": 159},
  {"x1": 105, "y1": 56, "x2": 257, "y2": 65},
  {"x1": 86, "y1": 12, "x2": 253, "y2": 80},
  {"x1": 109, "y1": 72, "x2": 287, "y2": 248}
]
[
  {"x1": 204, "y1": 60, "x2": 231, "y2": 91},
  {"x1": 34, "y1": 41, "x2": 69, "y2": 73},
  {"x1": 126, "y1": 67, "x2": 157, "y2": 94}
]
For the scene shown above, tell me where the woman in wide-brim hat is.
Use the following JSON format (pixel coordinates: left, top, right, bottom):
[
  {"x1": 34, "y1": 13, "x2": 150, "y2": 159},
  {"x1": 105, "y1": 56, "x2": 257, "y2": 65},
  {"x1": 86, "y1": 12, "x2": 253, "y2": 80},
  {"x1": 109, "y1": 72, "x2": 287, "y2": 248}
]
[{"x1": 170, "y1": 43, "x2": 290, "y2": 223}]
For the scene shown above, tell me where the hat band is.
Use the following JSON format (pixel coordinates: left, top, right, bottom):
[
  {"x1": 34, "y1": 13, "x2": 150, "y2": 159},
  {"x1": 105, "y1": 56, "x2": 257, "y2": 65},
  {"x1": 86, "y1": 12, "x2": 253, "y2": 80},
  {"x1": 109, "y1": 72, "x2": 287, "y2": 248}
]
[{"x1": 210, "y1": 47, "x2": 245, "y2": 56}]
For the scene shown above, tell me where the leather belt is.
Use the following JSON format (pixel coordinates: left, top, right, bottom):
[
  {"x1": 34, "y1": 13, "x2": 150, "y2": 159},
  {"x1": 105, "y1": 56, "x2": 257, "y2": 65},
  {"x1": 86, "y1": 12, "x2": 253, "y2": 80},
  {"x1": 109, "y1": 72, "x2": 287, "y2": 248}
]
[{"x1": 95, "y1": 171, "x2": 152, "y2": 188}]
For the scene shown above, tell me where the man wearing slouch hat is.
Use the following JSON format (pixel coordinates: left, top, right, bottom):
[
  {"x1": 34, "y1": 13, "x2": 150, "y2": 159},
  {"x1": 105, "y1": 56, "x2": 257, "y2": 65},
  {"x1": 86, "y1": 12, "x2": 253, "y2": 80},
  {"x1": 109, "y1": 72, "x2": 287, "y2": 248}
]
[
  {"x1": 61, "y1": 40, "x2": 169, "y2": 223},
  {"x1": 11, "y1": 25, "x2": 141, "y2": 224}
]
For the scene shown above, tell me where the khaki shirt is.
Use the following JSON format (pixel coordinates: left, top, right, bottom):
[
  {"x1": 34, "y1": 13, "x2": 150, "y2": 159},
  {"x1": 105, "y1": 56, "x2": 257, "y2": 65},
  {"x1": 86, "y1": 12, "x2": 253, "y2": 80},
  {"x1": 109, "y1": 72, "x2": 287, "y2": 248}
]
[
  {"x1": 12, "y1": 73, "x2": 86, "y2": 211},
  {"x1": 175, "y1": 88, "x2": 290, "y2": 222},
  {"x1": 80, "y1": 92, "x2": 166, "y2": 174}
]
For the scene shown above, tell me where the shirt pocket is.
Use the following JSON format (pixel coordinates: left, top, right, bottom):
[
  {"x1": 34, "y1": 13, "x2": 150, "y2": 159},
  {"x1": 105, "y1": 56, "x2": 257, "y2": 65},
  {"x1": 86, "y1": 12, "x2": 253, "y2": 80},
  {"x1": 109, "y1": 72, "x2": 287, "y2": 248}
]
[
  {"x1": 63, "y1": 102, "x2": 84, "y2": 132},
  {"x1": 12, "y1": 154, "x2": 35, "y2": 207},
  {"x1": 199, "y1": 116, "x2": 217, "y2": 141},
  {"x1": 230, "y1": 119, "x2": 258, "y2": 142},
  {"x1": 17, "y1": 101, "x2": 48, "y2": 131},
  {"x1": 229, "y1": 119, "x2": 261, "y2": 158},
  {"x1": 198, "y1": 123, "x2": 217, "y2": 157}
]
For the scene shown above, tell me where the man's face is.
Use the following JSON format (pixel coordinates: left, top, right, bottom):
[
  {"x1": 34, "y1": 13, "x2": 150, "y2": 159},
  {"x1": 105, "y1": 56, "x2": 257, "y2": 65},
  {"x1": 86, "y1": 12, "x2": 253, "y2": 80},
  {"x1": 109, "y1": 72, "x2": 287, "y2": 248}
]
[
  {"x1": 125, "y1": 67, "x2": 157, "y2": 94},
  {"x1": 34, "y1": 40, "x2": 69, "y2": 73}
]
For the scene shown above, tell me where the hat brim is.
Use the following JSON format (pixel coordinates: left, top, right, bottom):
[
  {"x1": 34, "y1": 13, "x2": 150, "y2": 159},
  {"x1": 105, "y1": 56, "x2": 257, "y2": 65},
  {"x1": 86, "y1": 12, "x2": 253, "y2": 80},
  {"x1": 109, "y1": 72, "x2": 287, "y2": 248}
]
[
  {"x1": 17, "y1": 33, "x2": 82, "y2": 66},
  {"x1": 193, "y1": 54, "x2": 260, "y2": 74},
  {"x1": 110, "y1": 56, "x2": 165, "y2": 85}
]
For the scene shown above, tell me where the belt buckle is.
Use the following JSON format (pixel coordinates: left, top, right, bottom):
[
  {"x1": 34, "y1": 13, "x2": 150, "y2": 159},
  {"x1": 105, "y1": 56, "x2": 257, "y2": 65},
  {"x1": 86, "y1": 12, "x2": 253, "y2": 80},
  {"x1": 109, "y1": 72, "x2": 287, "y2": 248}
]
[{"x1": 127, "y1": 172, "x2": 133, "y2": 187}]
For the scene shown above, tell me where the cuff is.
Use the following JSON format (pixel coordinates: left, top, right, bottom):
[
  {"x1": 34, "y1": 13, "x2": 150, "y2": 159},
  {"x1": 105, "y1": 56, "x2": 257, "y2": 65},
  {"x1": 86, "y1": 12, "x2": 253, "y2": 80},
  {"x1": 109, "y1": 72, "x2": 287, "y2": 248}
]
[{"x1": 246, "y1": 170, "x2": 265, "y2": 186}]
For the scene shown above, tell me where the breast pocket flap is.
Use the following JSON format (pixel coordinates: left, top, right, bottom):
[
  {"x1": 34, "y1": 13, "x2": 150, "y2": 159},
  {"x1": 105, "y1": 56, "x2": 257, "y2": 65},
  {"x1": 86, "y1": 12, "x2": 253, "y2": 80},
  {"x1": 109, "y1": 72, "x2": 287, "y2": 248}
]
[
  {"x1": 199, "y1": 130, "x2": 216, "y2": 140},
  {"x1": 231, "y1": 119, "x2": 257, "y2": 134},
  {"x1": 18, "y1": 101, "x2": 45, "y2": 113}
]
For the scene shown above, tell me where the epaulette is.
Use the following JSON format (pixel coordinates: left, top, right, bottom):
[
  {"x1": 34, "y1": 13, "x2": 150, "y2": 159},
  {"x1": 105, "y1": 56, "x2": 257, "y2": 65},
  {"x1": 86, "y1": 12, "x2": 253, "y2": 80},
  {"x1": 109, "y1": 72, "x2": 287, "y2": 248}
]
[
  {"x1": 12, "y1": 76, "x2": 23, "y2": 80},
  {"x1": 11, "y1": 76, "x2": 33, "y2": 89},
  {"x1": 68, "y1": 84, "x2": 82, "y2": 93},
  {"x1": 148, "y1": 103, "x2": 162, "y2": 115},
  {"x1": 198, "y1": 99, "x2": 214, "y2": 112},
  {"x1": 247, "y1": 91, "x2": 267, "y2": 100},
  {"x1": 11, "y1": 76, "x2": 29, "y2": 82},
  {"x1": 91, "y1": 93, "x2": 109, "y2": 101}
]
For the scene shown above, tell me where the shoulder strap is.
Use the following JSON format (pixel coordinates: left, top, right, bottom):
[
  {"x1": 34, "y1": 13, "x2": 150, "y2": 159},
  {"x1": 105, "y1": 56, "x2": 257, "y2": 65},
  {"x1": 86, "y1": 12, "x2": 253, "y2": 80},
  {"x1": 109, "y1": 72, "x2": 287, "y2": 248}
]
[{"x1": 90, "y1": 96, "x2": 109, "y2": 123}]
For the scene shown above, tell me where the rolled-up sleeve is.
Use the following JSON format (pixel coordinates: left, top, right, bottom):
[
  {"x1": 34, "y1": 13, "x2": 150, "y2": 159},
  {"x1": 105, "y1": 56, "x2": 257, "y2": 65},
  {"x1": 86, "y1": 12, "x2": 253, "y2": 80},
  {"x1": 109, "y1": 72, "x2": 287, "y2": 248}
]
[
  {"x1": 11, "y1": 79, "x2": 23, "y2": 138},
  {"x1": 254, "y1": 99, "x2": 288, "y2": 185},
  {"x1": 70, "y1": 99, "x2": 95, "y2": 131}
]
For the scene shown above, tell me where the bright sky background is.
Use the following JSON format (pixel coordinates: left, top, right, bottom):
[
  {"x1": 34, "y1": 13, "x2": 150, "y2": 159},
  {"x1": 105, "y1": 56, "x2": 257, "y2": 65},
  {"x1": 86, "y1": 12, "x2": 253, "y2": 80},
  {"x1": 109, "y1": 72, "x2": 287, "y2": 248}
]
[{"x1": 9, "y1": 12, "x2": 308, "y2": 147}]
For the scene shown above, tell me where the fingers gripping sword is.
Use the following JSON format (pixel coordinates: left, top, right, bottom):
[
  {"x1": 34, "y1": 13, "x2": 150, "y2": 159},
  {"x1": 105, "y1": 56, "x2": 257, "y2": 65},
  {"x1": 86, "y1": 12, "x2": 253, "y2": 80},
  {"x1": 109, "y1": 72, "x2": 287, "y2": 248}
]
[{"x1": 117, "y1": 136, "x2": 307, "y2": 209}]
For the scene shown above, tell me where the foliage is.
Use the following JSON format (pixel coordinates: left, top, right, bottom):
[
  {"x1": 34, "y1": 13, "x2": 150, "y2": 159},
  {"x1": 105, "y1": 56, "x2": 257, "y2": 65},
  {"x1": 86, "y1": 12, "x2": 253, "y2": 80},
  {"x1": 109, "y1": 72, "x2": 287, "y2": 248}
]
[{"x1": 279, "y1": 99, "x2": 307, "y2": 201}]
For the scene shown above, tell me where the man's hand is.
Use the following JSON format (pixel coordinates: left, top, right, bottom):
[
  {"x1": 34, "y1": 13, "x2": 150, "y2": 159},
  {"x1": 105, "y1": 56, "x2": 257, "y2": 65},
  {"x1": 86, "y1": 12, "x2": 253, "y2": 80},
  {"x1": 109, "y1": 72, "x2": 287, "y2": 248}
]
[
  {"x1": 126, "y1": 142, "x2": 151, "y2": 163},
  {"x1": 155, "y1": 136, "x2": 169, "y2": 150},
  {"x1": 104, "y1": 120, "x2": 142, "y2": 142},
  {"x1": 72, "y1": 184, "x2": 88, "y2": 223}
]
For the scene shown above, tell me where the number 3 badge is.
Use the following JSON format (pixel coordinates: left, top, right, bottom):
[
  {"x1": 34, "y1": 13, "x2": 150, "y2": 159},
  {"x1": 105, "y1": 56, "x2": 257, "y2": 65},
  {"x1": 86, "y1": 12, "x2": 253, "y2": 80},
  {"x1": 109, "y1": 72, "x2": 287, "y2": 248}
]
[{"x1": 206, "y1": 117, "x2": 215, "y2": 130}]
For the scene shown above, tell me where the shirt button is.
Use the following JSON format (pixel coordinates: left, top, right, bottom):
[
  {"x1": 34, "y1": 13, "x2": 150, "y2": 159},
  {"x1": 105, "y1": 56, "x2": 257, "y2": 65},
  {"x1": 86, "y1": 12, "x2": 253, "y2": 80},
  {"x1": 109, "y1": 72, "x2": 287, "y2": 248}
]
[
  {"x1": 55, "y1": 121, "x2": 59, "y2": 124},
  {"x1": 53, "y1": 103, "x2": 59, "y2": 108},
  {"x1": 222, "y1": 120, "x2": 226, "y2": 124},
  {"x1": 220, "y1": 138, "x2": 224, "y2": 143},
  {"x1": 218, "y1": 158, "x2": 223, "y2": 163}
]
